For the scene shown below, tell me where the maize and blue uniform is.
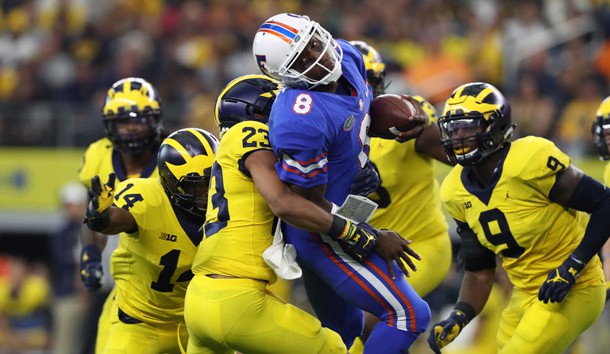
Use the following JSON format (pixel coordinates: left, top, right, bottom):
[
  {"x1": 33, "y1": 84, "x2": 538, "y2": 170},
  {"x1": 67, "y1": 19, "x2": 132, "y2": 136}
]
[{"x1": 267, "y1": 40, "x2": 430, "y2": 353}]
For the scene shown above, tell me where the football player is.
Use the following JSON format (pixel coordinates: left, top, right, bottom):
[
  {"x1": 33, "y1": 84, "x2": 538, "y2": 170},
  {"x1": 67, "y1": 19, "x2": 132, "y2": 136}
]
[
  {"x1": 349, "y1": 40, "x2": 454, "y2": 350},
  {"x1": 185, "y1": 74, "x2": 419, "y2": 354},
  {"x1": 84, "y1": 128, "x2": 218, "y2": 354},
  {"x1": 252, "y1": 13, "x2": 430, "y2": 352},
  {"x1": 78, "y1": 77, "x2": 164, "y2": 354},
  {"x1": 591, "y1": 95, "x2": 610, "y2": 293},
  {"x1": 427, "y1": 82, "x2": 610, "y2": 353}
]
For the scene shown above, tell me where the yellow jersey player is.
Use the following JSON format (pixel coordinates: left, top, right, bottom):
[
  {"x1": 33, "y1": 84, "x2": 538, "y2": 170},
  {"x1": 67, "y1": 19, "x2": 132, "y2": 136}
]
[
  {"x1": 185, "y1": 74, "x2": 419, "y2": 354},
  {"x1": 78, "y1": 77, "x2": 163, "y2": 354},
  {"x1": 349, "y1": 40, "x2": 453, "y2": 350},
  {"x1": 84, "y1": 128, "x2": 218, "y2": 354},
  {"x1": 427, "y1": 82, "x2": 610, "y2": 354},
  {"x1": 591, "y1": 95, "x2": 610, "y2": 294}
]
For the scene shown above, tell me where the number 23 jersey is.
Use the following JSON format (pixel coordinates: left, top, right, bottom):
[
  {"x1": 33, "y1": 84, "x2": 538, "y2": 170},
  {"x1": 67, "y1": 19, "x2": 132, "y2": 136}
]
[
  {"x1": 110, "y1": 177, "x2": 202, "y2": 325},
  {"x1": 441, "y1": 136, "x2": 603, "y2": 293}
]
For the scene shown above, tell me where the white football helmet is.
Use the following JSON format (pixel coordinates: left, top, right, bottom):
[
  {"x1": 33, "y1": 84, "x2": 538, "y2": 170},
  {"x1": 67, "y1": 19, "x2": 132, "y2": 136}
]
[{"x1": 252, "y1": 13, "x2": 343, "y2": 88}]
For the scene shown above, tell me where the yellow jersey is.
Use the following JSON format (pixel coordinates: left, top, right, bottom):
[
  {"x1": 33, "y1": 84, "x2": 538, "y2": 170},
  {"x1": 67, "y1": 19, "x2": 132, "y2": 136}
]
[
  {"x1": 192, "y1": 120, "x2": 276, "y2": 284},
  {"x1": 78, "y1": 137, "x2": 158, "y2": 187},
  {"x1": 441, "y1": 136, "x2": 603, "y2": 293},
  {"x1": 111, "y1": 177, "x2": 202, "y2": 325},
  {"x1": 368, "y1": 136, "x2": 448, "y2": 241}
]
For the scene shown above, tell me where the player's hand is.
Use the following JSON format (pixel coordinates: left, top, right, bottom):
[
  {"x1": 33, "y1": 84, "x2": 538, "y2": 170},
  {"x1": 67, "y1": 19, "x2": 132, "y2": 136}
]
[
  {"x1": 394, "y1": 94, "x2": 427, "y2": 143},
  {"x1": 84, "y1": 173, "x2": 116, "y2": 231},
  {"x1": 335, "y1": 221, "x2": 378, "y2": 263},
  {"x1": 374, "y1": 230, "x2": 420, "y2": 279},
  {"x1": 427, "y1": 310, "x2": 470, "y2": 353},
  {"x1": 538, "y1": 255, "x2": 585, "y2": 303},
  {"x1": 350, "y1": 161, "x2": 381, "y2": 197},
  {"x1": 80, "y1": 244, "x2": 103, "y2": 291}
]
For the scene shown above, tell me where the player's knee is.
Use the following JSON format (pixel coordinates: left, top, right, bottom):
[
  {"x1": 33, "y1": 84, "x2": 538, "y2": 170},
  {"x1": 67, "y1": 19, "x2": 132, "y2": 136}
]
[{"x1": 413, "y1": 299, "x2": 431, "y2": 333}]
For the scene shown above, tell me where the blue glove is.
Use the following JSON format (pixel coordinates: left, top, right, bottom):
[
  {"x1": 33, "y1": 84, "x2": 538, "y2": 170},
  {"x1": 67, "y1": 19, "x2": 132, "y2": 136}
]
[
  {"x1": 350, "y1": 161, "x2": 381, "y2": 197},
  {"x1": 538, "y1": 255, "x2": 585, "y2": 303},
  {"x1": 80, "y1": 244, "x2": 103, "y2": 291},
  {"x1": 328, "y1": 215, "x2": 377, "y2": 262},
  {"x1": 428, "y1": 310, "x2": 470, "y2": 353}
]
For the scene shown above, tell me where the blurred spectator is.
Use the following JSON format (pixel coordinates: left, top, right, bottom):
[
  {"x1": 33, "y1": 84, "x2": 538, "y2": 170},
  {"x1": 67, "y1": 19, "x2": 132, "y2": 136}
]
[
  {"x1": 510, "y1": 71, "x2": 556, "y2": 138},
  {"x1": 553, "y1": 74, "x2": 604, "y2": 157},
  {"x1": 49, "y1": 182, "x2": 88, "y2": 354},
  {"x1": 0, "y1": 256, "x2": 51, "y2": 353}
]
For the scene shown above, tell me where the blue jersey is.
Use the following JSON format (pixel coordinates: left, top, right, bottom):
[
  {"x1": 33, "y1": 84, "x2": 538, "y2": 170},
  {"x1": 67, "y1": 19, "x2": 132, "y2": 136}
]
[{"x1": 268, "y1": 40, "x2": 371, "y2": 205}]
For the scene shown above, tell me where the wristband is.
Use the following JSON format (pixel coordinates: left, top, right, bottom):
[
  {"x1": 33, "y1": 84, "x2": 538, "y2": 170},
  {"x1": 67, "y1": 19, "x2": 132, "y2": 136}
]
[
  {"x1": 328, "y1": 215, "x2": 348, "y2": 240},
  {"x1": 453, "y1": 301, "x2": 476, "y2": 323}
]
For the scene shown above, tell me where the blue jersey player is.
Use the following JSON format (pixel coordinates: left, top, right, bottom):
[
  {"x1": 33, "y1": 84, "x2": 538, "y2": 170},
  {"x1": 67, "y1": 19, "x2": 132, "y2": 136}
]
[{"x1": 252, "y1": 13, "x2": 431, "y2": 353}]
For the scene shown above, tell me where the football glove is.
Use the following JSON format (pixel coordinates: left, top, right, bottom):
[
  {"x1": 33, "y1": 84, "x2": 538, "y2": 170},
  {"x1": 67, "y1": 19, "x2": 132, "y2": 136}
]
[
  {"x1": 538, "y1": 255, "x2": 585, "y2": 303},
  {"x1": 427, "y1": 309, "x2": 471, "y2": 354},
  {"x1": 350, "y1": 161, "x2": 381, "y2": 197},
  {"x1": 84, "y1": 173, "x2": 116, "y2": 232},
  {"x1": 80, "y1": 244, "x2": 103, "y2": 291},
  {"x1": 328, "y1": 215, "x2": 377, "y2": 262}
]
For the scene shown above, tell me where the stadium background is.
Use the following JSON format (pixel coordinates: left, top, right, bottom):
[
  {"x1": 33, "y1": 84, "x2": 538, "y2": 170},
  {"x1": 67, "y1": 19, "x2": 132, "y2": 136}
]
[{"x1": 0, "y1": 0, "x2": 609, "y2": 353}]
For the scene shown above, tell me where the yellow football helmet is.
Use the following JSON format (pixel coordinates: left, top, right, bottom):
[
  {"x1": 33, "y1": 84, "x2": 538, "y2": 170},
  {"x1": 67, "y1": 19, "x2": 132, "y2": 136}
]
[
  {"x1": 158, "y1": 128, "x2": 219, "y2": 218},
  {"x1": 102, "y1": 77, "x2": 163, "y2": 153},
  {"x1": 214, "y1": 74, "x2": 280, "y2": 134},
  {"x1": 350, "y1": 40, "x2": 387, "y2": 97},
  {"x1": 592, "y1": 96, "x2": 610, "y2": 160},
  {"x1": 438, "y1": 82, "x2": 514, "y2": 166}
]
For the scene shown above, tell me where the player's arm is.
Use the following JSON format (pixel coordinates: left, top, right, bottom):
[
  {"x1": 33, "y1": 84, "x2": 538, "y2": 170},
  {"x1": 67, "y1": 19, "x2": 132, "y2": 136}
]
[
  {"x1": 246, "y1": 149, "x2": 418, "y2": 276},
  {"x1": 428, "y1": 221, "x2": 495, "y2": 353},
  {"x1": 538, "y1": 165, "x2": 610, "y2": 302},
  {"x1": 414, "y1": 123, "x2": 454, "y2": 165}
]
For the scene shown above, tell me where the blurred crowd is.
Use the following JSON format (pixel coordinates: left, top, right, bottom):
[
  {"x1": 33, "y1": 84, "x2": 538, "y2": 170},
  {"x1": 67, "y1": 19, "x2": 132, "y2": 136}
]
[
  {"x1": 2, "y1": 0, "x2": 610, "y2": 353},
  {"x1": 0, "y1": 0, "x2": 608, "y2": 156}
]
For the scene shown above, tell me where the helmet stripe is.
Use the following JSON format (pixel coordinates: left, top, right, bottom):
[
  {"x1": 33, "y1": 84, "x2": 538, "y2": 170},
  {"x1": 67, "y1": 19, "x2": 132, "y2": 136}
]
[{"x1": 258, "y1": 21, "x2": 299, "y2": 43}]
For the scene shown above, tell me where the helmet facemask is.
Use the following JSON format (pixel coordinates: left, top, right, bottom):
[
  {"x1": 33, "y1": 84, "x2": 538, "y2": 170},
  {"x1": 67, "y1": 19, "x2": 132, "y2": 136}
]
[
  {"x1": 439, "y1": 110, "x2": 514, "y2": 166},
  {"x1": 104, "y1": 111, "x2": 162, "y2": 154},
  {"x1": 168, "y1": 170, "x2": 211, "y2": 218},
  {"x1": 280, "y1": 25, "x2": 343, "y2": 88},
  {"x1": 592, "y1": 116, "x2": 610, "y2": 160}
]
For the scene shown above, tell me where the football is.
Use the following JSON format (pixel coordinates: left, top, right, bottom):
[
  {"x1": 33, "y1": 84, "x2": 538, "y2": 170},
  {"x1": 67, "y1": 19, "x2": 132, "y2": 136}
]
[{"x1": 369, "y1": 94, "x2": 427, "y2": 139}]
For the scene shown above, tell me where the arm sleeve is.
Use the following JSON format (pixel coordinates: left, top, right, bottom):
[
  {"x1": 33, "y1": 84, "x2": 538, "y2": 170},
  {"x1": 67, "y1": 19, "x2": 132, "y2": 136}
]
[
  {"x1": 564, "y1": 174, "x2": 610, "y2": 263},
  {"x1": 456, "y1": 220, "x2": 497, "y2": 272}
]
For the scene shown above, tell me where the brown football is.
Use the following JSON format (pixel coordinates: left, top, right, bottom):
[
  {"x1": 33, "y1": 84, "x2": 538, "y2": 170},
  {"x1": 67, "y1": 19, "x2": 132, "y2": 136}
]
[{"x1": 369, "y1": 94, "x2": 427, "y2": 139}]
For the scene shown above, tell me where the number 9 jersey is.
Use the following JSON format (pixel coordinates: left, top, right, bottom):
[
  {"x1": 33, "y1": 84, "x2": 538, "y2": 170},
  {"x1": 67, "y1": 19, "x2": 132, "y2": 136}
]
[
  {"x1": 440, "y1": 136, "x2": 604, "y2": 293},
  {"x1": 110, "y1": 177, "x2": 202, "y2": 325}
]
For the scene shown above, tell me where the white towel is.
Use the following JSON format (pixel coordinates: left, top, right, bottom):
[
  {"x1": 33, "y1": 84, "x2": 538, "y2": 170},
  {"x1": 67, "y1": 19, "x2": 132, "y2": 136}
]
[{"x1": 262, "y1": 221, "x2": 302, "y2": 280}]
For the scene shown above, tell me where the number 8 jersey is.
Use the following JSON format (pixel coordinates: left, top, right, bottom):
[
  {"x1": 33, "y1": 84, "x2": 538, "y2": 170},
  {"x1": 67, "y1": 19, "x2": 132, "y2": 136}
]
[
  {"x1": 440, "y1": 136, "x2": 604, "y2": 293},
  {"x1": 110, "y1": 177, "x2": 203, "y2": 325}
]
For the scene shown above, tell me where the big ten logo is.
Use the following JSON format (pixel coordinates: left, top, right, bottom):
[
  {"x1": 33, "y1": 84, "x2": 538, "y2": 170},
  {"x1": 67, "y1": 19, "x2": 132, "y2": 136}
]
[{"x1": 159, "y1": 232, "x2": 177, "y2": 242}]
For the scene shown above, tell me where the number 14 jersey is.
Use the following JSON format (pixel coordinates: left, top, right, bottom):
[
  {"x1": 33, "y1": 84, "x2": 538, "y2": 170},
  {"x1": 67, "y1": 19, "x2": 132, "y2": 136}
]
[
  {"x1": 111, "y1": 177, "x2": 202, "y2": 325},
  {"x1": 440, "y1": 136, "x2": 603, "y2": 293}
]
